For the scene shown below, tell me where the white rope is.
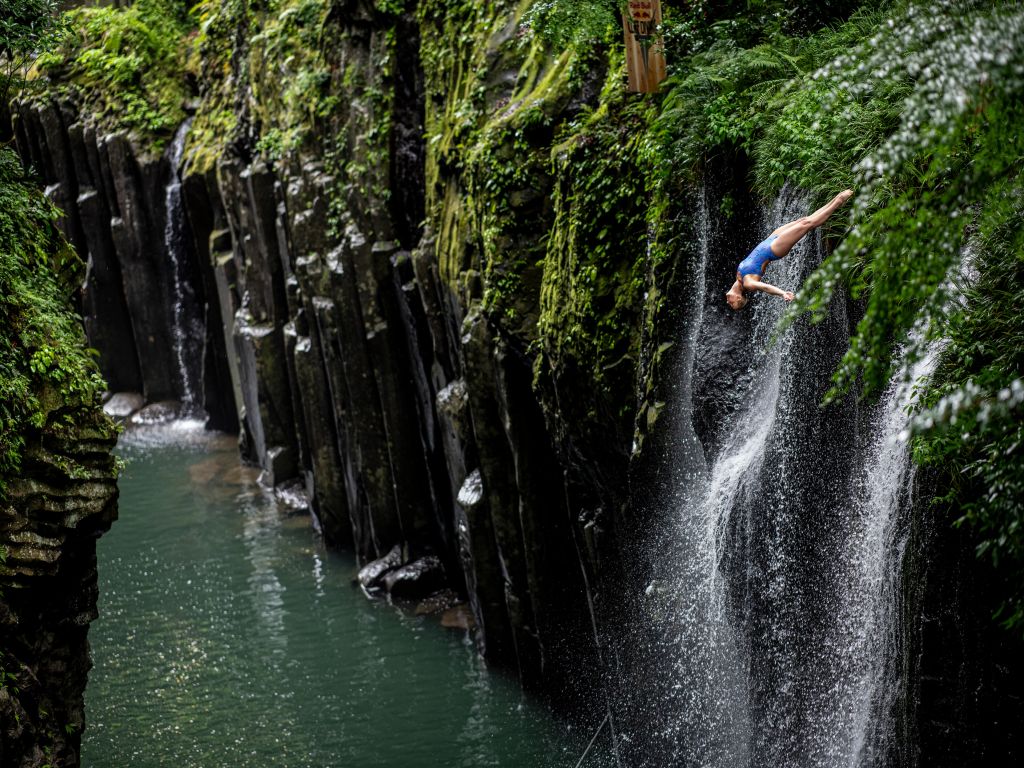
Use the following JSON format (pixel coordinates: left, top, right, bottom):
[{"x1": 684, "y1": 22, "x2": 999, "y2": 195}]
[{"x1": 572, "y1": 713, "x2": 610, "y2": 768}]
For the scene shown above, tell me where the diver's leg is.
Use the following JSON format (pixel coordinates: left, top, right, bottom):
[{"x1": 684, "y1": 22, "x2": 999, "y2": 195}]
[
  {"x1": 769, "y1": 220, "x2": 814, "y2": 256},
  {"x1": 770, "y1": 190, "x2": 853, "y2": 256}
]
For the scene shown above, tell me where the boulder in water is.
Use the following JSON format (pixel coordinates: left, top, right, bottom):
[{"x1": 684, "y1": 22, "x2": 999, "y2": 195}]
[
  {"x1": 102, "y1": 391, "x2": 144, "y2": 420},
  {"x1": 383, "y1": 555, "x2": 446, "y2": 601},
  {"x1": 440, "y1": 604, "x2": 477, "y2": 631},
  {"x1": 356, "y1": 544, "x2": 403, "y2": 594},
  {"x1": 127, "y1": 400, "x2": 180, "y2": 426}
]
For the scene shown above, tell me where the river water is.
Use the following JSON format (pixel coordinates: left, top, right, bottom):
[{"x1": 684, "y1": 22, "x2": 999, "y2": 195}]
[{"x1": 82, "y1": 425, "x2": 581, "y2": 768}]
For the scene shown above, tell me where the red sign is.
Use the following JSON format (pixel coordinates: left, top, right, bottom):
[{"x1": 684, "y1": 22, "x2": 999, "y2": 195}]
[{"x1": 627, "y1": 2, "x2": 654, "y2": 22}]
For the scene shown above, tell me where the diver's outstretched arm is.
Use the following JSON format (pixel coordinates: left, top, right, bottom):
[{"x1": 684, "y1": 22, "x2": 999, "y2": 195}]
[{"x1": 743, "y1": 276, "x2": 795, "y2": 302}]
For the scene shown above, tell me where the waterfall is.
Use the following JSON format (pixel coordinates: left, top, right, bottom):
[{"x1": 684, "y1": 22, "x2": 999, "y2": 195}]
[
  {"x1": 164, "y1": 118, "x2": 203, "y2": 416},
  {"x1": 838, "y1": 342, "x2": 938, "y2": 766},
  {"x1": 635, "y1": 186, "x2": 941, "y2": 767}
]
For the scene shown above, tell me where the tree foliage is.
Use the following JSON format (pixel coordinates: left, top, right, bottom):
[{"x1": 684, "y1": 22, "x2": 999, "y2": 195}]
[
  {"x1": 31, "y1": 0, "x2": 189, "y2": 144},
  {"x1": 0, "y1": 0, "x2": 66, "y2": 107},
  {"x1": 524, "y1": 0, "x2": 621, "y2": 50}
]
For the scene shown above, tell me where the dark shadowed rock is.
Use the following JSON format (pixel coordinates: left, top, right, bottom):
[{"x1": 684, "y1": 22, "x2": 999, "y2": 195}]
[
  {"x1": 383, "y1": 555, "x2": 447, "y2": 601},
  {"x1": 1, "y1": 409, "x2": 118, "y2": 767},
  {"x1": 356, "y1": 544, "x2": 403, "y2": 594}
]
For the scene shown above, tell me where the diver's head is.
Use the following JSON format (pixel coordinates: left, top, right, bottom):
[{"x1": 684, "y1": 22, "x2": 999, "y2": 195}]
[{"x1": 725, "y1": 286, "x2": 748, "y2": 311}]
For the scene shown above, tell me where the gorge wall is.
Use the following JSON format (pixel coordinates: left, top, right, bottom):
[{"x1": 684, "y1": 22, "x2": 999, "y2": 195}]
[
  {"x1": 0, "y1": 146, "x2": 120, "y2": 767},
  {"x1": 9, "y1": 0, "x2": 1024, "y2": 765},
  {"x1": 0, "y1": 411, "x2": 119, "y2": 768}
]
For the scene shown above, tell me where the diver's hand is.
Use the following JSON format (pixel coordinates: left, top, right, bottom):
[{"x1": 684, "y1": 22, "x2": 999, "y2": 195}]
[
  {"x1": 838, "y1": 189, "x2": 853, "y2": 203},
  {"x1": 782, "y1": 291, "x2": 795, "y2": 302}
]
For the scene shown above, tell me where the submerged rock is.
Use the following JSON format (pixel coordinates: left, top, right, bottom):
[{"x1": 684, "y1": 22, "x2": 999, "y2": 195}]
[
  {"x1": 414, "y1": 589, "x2": 463, "y2": 616},
  {"x1": 440, "y1": 604, "x2": 477, "y2": 631}
]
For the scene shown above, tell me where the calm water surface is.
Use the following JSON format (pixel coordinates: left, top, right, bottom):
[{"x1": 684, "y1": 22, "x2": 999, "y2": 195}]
[{"x1": 83, "y1": 424, "x2": 587, "y2": 767}]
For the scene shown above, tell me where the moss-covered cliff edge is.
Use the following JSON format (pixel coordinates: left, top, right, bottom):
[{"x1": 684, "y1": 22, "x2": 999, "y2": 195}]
[
  {"x1": 0, "y1": 147, "x2": 119, "y2": 767},
  {"x1": 10, "y1": 0, "x2": 1024, "y2": 764}
]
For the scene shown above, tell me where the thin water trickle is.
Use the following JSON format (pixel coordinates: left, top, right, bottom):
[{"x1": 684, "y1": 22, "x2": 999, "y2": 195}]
[{"x1": 164, "y1": 119, "x2": 203, "y2": 415}]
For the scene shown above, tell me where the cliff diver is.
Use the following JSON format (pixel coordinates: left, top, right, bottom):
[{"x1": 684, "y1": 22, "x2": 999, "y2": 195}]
[{"x1": 725, "y1": 189, "x2": 853, "y2": 310}]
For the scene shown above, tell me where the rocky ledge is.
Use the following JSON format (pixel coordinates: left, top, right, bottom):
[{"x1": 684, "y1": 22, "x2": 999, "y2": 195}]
[{"x1": 0, "y1": 410, "x2": 119, "y2": 768}]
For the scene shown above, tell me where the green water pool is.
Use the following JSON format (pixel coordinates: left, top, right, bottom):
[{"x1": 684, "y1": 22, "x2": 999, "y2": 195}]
[{"x1": 82, "y1": 425, "x2": 592, "y2": 768}]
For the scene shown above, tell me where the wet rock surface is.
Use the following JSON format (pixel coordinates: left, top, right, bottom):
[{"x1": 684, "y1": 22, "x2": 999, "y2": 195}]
[
  {"x1": 0, "y1": 411, "x2": 119, "y2": 768},
  {"x1": 101, "y1": 391, "x2": 145, "y2": 420},
  {"x1": 357, "y1": 545, "x2": 403, "y2": 595},
  {"x1": 383, "y1": 555, "x2": 446, "y2": 602}
]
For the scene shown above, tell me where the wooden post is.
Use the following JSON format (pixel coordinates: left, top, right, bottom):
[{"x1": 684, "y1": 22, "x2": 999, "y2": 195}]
[{"x1": 623, "y1": 0, "x2": 667, "y2": 93}]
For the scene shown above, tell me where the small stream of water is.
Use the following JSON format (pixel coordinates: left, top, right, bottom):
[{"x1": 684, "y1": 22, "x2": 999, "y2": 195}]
[
  {"x1": 164, "y1": 120, "x2": 202, "y2": 414},
  {"x1": 83, "y1": 426, "x2": 582, "y2": 768}
]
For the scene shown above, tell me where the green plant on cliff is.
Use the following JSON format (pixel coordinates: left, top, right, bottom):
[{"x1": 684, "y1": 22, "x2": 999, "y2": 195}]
[
  {"x1": 0, "y1": 148, "x2": 104, "y2": 493},
  {"x1": 538, "y1": 68, "x2": 653, "y2": 394},
  {"x1": 246, "y1": 0, "x2": 333, "y2": 151},
  {"x1": 186, "y1": 0, "x2": 334, "y2": 171},
  {"x1": 653, "y1": 0, "x2": 1024, "y2": 628},
  {"x1": 30, "y1": 0, "x2": 189, "y2": 146},
  {"x1": 910, "y1": 195, "x2": 1024, "y2": 630}
]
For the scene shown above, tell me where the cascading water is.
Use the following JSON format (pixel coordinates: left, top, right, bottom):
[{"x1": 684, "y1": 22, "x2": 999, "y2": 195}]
[
  {"x1": 164, "y1": 119, "x2": 204, "y2": 417},
  {"x1": 837, "y1": 340, "x2": 939, "y2": 766},
  {"x1": 629, "y1": 186, "x2": 942, "y2": 767}
]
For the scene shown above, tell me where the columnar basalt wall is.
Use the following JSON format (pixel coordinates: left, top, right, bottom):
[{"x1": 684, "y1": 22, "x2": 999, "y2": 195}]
[
  {"x1": 11, "y1": 99, "x2": 236, "y2": 430},
  {"x1": 157, "y1": 3, "x2": 616, "y2": 712}
]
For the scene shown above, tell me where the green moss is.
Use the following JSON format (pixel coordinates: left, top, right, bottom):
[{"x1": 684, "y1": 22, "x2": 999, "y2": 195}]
[
  {"x1": 31, "y1": 0, "x2": 189, "y2": 150},
  {"x1": 0, "y1": 149, "x2": 108, "y2": 495},
  {"x1": 420, "y1": 0, "x2": 597, "y2": 327},
  {"x1": 186, "y1": 0, "x2": 341, "y2": 174},
  {"x1": 537, "y1": 76, "x2": 654, "y2": 390}
]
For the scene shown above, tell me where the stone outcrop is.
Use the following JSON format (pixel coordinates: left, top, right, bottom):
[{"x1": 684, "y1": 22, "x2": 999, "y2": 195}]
[{"x1": 0, "y1": 410, "x2": 119, "y2": 768}]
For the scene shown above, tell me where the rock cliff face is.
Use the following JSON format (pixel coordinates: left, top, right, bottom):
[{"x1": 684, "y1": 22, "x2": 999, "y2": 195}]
[
  {"x1": 11, "y1": 102, "x2": 236, "y2": 429},
  {"x1": 14, "y1": 1, "x2": 621, "y2": 714},
  {"x1": 0, "y1": 412, "x2": 119, "y2": 768},
  {"x1": 11, "y1": 0, "x2": 1023, "y2": 763}
]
